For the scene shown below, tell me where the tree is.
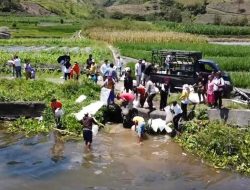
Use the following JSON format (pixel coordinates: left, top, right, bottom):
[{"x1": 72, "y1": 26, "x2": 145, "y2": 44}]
[{"x1": 0, "y1": 0, "x2": 21, "y2": 12}]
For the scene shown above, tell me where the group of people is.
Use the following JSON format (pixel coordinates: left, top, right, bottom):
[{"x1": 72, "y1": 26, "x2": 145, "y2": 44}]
[
  {"x1": 8, "y1": 56, "x2": 36, "y2": 80},
  {"x1": 195, "y1": 71, "x2": 225, "y2": 109},
  {"x1": 50, "y1": 54, "x2": 228, "y2": 150}
]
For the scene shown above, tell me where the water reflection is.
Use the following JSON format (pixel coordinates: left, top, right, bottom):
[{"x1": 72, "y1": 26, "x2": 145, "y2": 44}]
[
  {"x1": 50, "y1": 131, "x2": 65, "y2": 162},
  {"x1": 0, "y1": 128, "x2": 249, "y2": 190}
]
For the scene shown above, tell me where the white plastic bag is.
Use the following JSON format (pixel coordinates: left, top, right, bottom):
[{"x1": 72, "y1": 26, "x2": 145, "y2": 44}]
[
  {"x1": 55, "y1": 108, "x2": 64, "y2": 118},
  {"x1": 133, "y1": 99, "x2": 140, "y2": 108},
  {"x1": 100, "y1": 87, "x2": 111, "y2": 105},
  {"x1": 164, "y1": 106, "x2": 173, "y2": 123}
]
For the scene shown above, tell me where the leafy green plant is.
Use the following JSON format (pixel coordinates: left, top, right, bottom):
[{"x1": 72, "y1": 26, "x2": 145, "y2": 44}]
[{"x1": 177, "y1": 121, "x2": 250, "y2": 174}]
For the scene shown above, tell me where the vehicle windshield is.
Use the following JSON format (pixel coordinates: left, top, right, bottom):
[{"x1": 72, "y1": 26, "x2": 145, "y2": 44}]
[{"x1": 199, "y1": 60, "x2": 220, "y2": 73}]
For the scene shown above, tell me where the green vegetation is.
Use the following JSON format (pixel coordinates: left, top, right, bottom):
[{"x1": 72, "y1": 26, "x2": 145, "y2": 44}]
[
  {"x1": 115, "y1": 42, "x2": 250, "y2": 88},
  {"x1": 0, "y1": 38, "x2": 112, "y2": 69},
  {"x1": 156, "y1": 21, "x2": 250, "y2": 36},
  {"x1": 177, "y1": 120, "x2": 250, "y2": 174},
  {"x1": 0, "y1": 15, "x2": 82, "y2": 38},
  {"x1": 0, "y1": 78, "x2": 100, "y2": 135}
]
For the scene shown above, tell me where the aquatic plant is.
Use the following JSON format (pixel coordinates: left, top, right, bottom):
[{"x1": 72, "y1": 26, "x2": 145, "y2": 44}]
[{"x1": 177, "y1": 120, "x2": 250, "y2": 175}]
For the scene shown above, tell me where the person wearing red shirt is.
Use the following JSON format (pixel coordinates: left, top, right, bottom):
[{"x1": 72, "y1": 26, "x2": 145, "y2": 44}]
[
  {"x1": 117, "y1": 92, "x2": 135, "y2": 109},
  {"x1": 134, "y1": 85, "x2": 146, "y2": 108},
  {"x1": 50, "y1": 98, "x2": 63, "y2": 128},
  {"x1": 71, "y1": 61, "x2": 80, "y2": 80}
]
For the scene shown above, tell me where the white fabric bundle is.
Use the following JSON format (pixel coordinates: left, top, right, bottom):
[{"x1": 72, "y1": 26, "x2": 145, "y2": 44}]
[
  {"x1": 148, "y1": 118, "x2": 172, "y2": 133},
  {"x1": 100, "y1": 87, "x2": 111, "y2": 105}
]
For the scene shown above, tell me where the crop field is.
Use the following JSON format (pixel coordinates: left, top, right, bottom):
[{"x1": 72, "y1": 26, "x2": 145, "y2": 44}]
[
  {"x1": 0, "y1": 15, "x2": 82, "y2": 38},
  {"x1": 0, "y1": 38, "x2": 113, "y2": 69},
  {"x1": 156, "y1": 21, "x2": 250, "y2": 36},
  {"x1": 87, "y1": 28, "x2": 207, "y2": 44},
  {"x1": 114, "y1": 41, "x2": 250, "y2": 88}
]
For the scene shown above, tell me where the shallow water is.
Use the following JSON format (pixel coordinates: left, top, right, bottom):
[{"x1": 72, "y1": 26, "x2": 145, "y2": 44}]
[{"x1": 0, "y1": 125, "x2": 250, "y2": 190}]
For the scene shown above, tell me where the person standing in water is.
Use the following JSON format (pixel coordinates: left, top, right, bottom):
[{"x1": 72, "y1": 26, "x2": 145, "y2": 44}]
[{"x1": 81, "y1": 113, "x2": 104, "y2": 151}]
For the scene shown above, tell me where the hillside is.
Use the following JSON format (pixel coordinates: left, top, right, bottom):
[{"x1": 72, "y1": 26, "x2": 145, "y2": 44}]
[
  {"x1": 0, "y1": 0, "x2": 249, "y2": 25},
  {"x1": 0, "y1": 0, "x2": 95, "y2": 18}
]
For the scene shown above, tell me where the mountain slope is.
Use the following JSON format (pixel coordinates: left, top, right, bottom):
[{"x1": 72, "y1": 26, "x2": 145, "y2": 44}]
[{"x1": 0, "y1": 0, "x2": 95, "y2": 18}]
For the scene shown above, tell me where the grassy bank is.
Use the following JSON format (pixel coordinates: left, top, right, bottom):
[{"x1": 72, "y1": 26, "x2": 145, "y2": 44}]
[
  {"x1": 177, "y1": 119, "x2": 250, "y2": 175},
  {"x1": 0, "y1": 78, "x2": 100, "y2": 135}
]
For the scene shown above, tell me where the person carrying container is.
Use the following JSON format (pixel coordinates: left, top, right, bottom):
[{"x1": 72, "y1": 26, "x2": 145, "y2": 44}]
[
  {"x1": 50, "y1": 98, "x2": 63, "y2": 128},
  {"x1": 81, "y1": 113, "x2": 101, "y2": 151}
]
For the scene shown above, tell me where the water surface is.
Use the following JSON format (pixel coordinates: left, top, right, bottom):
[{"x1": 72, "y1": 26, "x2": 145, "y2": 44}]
[{"x1": 0, "y1": 125, "x2": 249, "y2": 190}]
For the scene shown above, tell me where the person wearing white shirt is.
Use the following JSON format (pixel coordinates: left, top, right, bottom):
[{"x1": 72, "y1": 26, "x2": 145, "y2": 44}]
[
  {"x1": 14, "y1": 55, "x2": 21, "y2": 78},
  {"x1": 146, "y1": 77, "x2": 157, "y2": 110},
  {"x1": 170, "y1": 101, "x2": 183, "y2": 132},
  {"x1": 213, "y1": 72, "x2": 225, "y2": 109},
  {"x1": 100, "y1": 59, "x2": 109, "y2": 81},
  {"x1": 116, "y1": 56, "x2": 123, "y2": 77},
  {"x1": 135, "y1": 59, "x2": 142, "y2": 86}
]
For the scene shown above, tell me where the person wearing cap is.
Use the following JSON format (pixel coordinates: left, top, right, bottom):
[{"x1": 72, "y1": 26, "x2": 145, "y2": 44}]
[
  {"x1": 135, "y1": 59, "x2": 142, "y2": 86},
  {"x1": 81, "y1": 113, "x2": 98, "y2": 151},
  {"x1": 50, "y1": 98, "x2": 63, "y2": 128},
  {"x1": 116, "y1": 56, "x2": 123, "y2": 77},
  {"x1": 132, "y1": 116, "x2": 145, "y2": 144},
  {"x1": 124, "y1": 68, "x2": 133, "y2": 93}
]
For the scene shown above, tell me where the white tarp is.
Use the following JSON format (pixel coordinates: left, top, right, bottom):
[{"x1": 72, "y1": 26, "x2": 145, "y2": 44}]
[
  {"x1": 148, "y1": 118, "x2": 172, "y2": 133},
  {"x1": 75, "y1": 95, "x2": 87, "y2": 103},
  {"x1": 75, "y1": 101, "x2": 104, "y2": 121},
  {"x1": 100, "y1": 87, "x2": 111, "y2": 105}
]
